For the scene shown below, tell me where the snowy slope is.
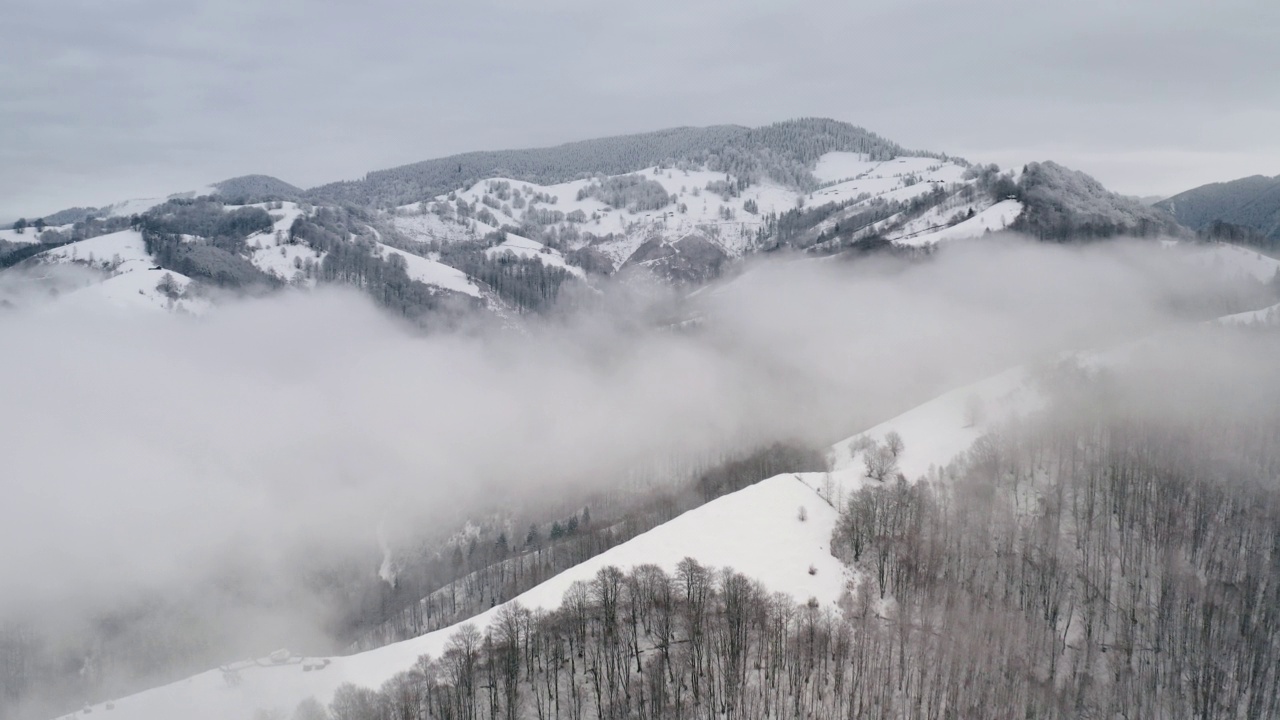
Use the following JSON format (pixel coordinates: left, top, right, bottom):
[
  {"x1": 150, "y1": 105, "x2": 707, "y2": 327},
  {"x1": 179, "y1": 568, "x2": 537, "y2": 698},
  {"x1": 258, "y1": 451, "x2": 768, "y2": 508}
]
[
  {"x1": 389, "y1": 152, "x2": 975, "y2": 271},
  {"x1": 819, "y1": 367, "x2": 1039, "y2": 493},
  {"x1": 377, "y1": 244, "x2": 481, "y2": 297},
  {"x1": 889, "y1": 199, "x2": 1024, "y2": 247},
  {"x1": 1169, "y1": 240, "x2": 1280, "y2": 283},
  {"x1": 1218, "y1": 301, "x2": 1280, "y2": 326},
  {"x1": 48, "y1": 265, "x2": 208, "y2": 315},
  {"x1": 83, "y1": 355, "x2": 1052, "y2": 720},
  {"x1": 0, "y1": 223, "x2": 73, "y2": 245},
  {"x1": 388, "y1": 211, "x2": 480, "y2": 245},
  {"x1": 241, "y1": 202, "x2": 324, "y2": 286},
  {"x1": 99, "y1": 187, "x2": 219, "y2": 219},
  {"x1": 240, "y1": 202, "x2": 481, "y2": 298},
  {"x1": 78, "y1": 297, "x2": 1268, "y2": 718},
  {"x1": 41, "y1": 230, "x2": 153, "y2": 267},
  {"x1": 484, "y1": 234, "x2": 586, "y2": 279},
  {"x1": 82, "y1": 475, "x2": 847, "y2": 720},
  {"x1": 18, "y1": 231, "x2": 209, "y2": 315}
]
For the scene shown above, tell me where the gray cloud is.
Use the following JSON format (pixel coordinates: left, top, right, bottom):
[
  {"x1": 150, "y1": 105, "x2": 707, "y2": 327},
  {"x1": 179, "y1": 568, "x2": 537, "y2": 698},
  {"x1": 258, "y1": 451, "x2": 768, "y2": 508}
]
[
  {"x1": 3, "y1": 0, "x2": 1278, "y2": 217},
  {"x1": 1, "y1": 234, "x2": 1270, "y2": 719},
  {"x1": 0, "y1": 235, "x2": 1260, "y2": 621}
]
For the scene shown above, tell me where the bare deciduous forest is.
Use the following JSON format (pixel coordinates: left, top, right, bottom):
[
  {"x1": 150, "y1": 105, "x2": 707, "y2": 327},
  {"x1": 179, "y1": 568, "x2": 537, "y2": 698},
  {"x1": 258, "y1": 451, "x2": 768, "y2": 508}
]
[{"x1": 312, "y1": 335, "x2": 1280, "y2": 720}]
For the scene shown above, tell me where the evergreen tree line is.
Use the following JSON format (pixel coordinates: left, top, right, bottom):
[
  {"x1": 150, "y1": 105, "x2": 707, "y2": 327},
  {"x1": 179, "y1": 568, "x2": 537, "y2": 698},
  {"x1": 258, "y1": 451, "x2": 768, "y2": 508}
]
[
  {"x1": 144, "y1": 197, "x2": 275, "y2": 251},
  {"x1": 142, "y1": 230, "x2": 278, "y2": 290},
  {"x1": 760, "y1": 195, "x2": 898, "y2": 252},
  {"x1": 1197, "y1": 220, "x2": 1280, "y2": 256},
  {"x1": 1010, "y1": 162, "x2": 1183, "y2": 242},
  {"x1": 436, "y1": 243, "x2": 573, "y2": 314},
  {"x1": 289, "y1": 210, "x2": 481, "y2": 322},
  {"x1": 0, "y1": 215, "x2": 135, "y2": 270},
  {"x1": 306, "y1": 120, "x2": 926, "y2": 209},
  {"x1": 576, "y1": 176, "x2": 673, "y2": 214}
]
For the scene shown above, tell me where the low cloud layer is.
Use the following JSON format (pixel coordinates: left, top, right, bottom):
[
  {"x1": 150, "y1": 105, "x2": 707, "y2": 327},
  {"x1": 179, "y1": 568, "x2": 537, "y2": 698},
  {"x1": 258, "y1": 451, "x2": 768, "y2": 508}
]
[{"x1": 2, "y1": 236, "x2": 1268, "y2": 634}]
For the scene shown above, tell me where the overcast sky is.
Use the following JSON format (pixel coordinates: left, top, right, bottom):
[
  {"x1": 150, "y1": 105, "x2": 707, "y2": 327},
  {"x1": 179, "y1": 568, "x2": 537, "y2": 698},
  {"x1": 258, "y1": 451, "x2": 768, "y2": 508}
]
[{"x1": 4, "y1": 0, "x2": 1278, "y2": 219}]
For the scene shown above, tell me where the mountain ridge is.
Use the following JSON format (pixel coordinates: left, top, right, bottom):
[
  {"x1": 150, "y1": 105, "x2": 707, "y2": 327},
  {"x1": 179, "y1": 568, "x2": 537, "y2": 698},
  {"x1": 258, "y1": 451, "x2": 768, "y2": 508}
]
[{"x1": 1156, "y1": 173, "x2": 1280, "y2": 247}]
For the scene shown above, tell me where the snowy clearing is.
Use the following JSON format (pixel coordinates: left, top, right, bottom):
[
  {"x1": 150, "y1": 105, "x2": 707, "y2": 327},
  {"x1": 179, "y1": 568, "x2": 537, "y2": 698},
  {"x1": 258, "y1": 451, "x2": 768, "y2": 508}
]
[
  {"x1": 377, "y1": 244, "x2": 482, "y2": 297},
  {"x1": 891, "y1": 199, "x2": 1024, "y2": 247}
]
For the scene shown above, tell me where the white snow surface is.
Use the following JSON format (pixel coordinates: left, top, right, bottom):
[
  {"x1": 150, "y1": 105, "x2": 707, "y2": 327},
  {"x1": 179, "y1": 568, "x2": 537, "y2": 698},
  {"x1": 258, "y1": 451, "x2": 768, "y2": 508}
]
[
  {"x1": 1218, "y1": 302, "x2": 1280, "y2": 326},
  {"x1": 99, "y1": 187, "x2": 219, "y2": 218},
  {"x1": 243, "y1": 203, "x2": 324, "y2": 286},
  {"x1": 41, "y1": 230, "x2": 153, "y2": 266},
  {"x1": 890, "y1": 199, "x2": 1024, "y2": 247},
  {"x1": 1169, "y1": 241, "x2": 1280, "y2": 283},
  {"x1": 23, "y1": 231, "x2": 210, "y2": 315},
  {"x1": 485, "y1": 234, "x2": 585, "y2": 278},
  {"x1": 87, "y1": 475, "x2": 847, "y2": 720},
  {"x1": 0, "y1": 223, "x2": 74, "y2": 245},
  {"x1": 822, "y1": 367, "x2": 1039, "y2": 489},
  {"x1": 48, "y1": 264, "x2": 208, "y2": 315},
  {"x1": 389, "y1": 211, "x2": 480, "y2": 245},
  {"x1": 377, "y1": 244, "x2": 481, "y2": 297}
]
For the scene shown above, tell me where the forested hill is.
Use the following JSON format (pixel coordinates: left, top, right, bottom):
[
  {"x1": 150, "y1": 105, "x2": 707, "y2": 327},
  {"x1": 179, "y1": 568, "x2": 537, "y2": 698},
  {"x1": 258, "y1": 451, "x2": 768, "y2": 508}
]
[
  {"x1": 305, "y1": 119, "x2": 928, "y2": 208},
  {"x1": 1157, "y1": 174, "x2": 1280, "y2": 250}
]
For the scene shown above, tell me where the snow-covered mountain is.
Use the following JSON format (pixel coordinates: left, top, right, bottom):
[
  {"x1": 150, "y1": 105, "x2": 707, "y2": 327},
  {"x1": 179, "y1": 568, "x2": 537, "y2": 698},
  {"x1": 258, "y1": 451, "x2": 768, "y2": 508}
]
[
  {"x1": 8, "y1": 119, "x2": 1203, "y2": 325},
  {"x1": 9, "y1": 133, "x2": 1278, "y2": 718}
]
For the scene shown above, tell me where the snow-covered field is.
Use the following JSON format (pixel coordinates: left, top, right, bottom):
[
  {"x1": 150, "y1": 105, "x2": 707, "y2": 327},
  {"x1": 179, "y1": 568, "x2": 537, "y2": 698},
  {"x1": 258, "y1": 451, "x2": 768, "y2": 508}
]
[
  {"x1": 20, "y1": 231, "x2": 209, "y2": 314},
  {"x1": 0, "y1": 223, "x2": 74, "y2": 245},
  {"x1": 820, "y1": 367, "x2": 1039, "y2": 491},
  {"x1": 890, "y1": 199, "x2": 1024, "y2": 247},
  {"x1": 48, "y1": 264, "x2": 208, "y2": 315}
]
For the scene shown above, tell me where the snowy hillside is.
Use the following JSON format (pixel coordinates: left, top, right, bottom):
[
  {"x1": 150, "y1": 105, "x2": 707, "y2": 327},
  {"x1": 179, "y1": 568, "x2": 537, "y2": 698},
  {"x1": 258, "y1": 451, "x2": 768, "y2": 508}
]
[
  {"x1": 84, "y1": 474, "x2": 851, "y2": 720},
  {"x1": 1167, "y1": 239, "x2": 1280, "y2": 283},
  {"x1": 0, "y1": 223, "x2": 73, "y2": 245},
  {"x1": 15, "y1": 231, "x2": 208, "y2": 314},
  {"x1": 887, "y1": 198, "x2": 1024, "y2": 247},
  {"x1": 377, "y1": 244, "x2": 482, "y2": 297},
  {"x1": 389, "y1": 152, "x2": 983, "y2": 275},
  {"x1": 81, "y1": 358, "x2": 1048, "y2": 720},
  {"x1": 1, "y1": 201, "x2": 501, "y2": 316},
  {"x1": 96, "y1": 187, "x2": 220, "y2": 220},
  {"x1": 1218, "y1": 301, "x2": 1280, "y2": 326},
  {"x1": 483, "y1": 234, "x2": 584, "y2": 279}
]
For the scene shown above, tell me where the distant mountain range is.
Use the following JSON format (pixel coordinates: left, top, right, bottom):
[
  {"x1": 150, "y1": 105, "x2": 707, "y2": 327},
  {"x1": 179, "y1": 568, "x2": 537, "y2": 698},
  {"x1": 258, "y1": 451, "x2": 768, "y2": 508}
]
[{"x1": 3, "y1": 119, "x2": 1191, "y2": 323}]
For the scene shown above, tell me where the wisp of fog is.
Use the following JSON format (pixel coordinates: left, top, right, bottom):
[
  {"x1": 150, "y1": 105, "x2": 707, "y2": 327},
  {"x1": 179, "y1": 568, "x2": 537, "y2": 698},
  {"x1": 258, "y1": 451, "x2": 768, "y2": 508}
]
[{"x1": 0, "y1": 235, "x2": 1265, "y2": 657}]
